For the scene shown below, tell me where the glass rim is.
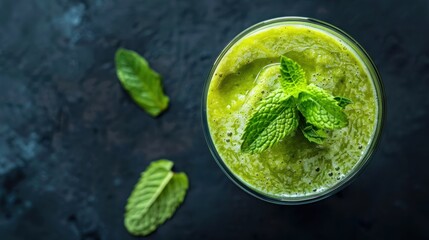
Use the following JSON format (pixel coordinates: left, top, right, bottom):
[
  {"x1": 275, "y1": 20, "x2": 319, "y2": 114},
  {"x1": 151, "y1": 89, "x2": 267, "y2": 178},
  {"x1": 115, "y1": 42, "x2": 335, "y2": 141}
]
[{"x1": 201, "y1": 16, "x2": 385, "y2": 205}]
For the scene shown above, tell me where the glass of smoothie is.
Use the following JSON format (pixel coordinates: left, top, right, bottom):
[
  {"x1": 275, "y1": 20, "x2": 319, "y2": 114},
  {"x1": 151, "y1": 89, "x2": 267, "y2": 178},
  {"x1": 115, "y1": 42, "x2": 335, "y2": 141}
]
[{"x1": 202, "y1": 17, "x2": 384, "y2": 204}]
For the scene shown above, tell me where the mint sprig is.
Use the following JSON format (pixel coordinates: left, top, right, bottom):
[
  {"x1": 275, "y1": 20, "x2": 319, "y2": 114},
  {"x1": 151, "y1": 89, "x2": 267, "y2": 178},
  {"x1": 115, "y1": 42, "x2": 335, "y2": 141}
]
[{"x1": 241, "y1": 56, "x2": 351, "y2": 154}]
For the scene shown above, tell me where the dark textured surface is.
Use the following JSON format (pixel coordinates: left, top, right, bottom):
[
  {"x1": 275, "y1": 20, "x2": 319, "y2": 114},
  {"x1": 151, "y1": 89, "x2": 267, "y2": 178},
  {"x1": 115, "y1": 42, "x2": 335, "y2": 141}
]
[{"x1": 0, "y1": 0, "x2": 428, "y2": 239}]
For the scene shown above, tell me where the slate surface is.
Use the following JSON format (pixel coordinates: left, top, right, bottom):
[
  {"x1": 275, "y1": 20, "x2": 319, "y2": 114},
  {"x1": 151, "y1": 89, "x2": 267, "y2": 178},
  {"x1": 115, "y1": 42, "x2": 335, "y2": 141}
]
[{"x1": 0, "y1": 0, "x2": 428, "y2": 239}]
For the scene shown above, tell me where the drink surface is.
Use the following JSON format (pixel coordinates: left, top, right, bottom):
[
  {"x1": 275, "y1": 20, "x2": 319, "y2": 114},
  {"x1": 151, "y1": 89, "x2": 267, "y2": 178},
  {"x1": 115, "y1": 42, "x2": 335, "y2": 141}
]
[{"x1": 207, "y1": 24, "x2": 377, "y2": 198}]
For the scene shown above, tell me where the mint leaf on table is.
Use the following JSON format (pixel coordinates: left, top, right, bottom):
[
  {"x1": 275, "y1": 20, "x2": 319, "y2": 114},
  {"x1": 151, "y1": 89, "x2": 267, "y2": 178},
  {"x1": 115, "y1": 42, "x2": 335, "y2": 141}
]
[
  {"x1": 125, "y1": 160, "x2": 189, "y2": 236},
  {"x1": 115, "y1": 48, "x2": 169, "y2": 117},
  {"x1": 280, "y1": 56, "x2": 307, "y2": 95},
  {"x1": 334, "y1": 96, "x2": 353, "y2": 109},
  {"x1": 241, "y1": 89, "x2": 299, "y2": 154},
  {"x1": 125, "y1": 160, "x2": 173, "y2": 218},
  {"x1": 300, "y1": 122, "x2": 328, "y2": 144}
]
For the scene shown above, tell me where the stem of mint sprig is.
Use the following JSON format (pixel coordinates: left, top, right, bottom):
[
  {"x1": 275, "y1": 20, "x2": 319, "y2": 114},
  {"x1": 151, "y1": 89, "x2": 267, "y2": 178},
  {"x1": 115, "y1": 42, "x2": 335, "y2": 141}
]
[{"x1": 240, "y1": 56, "x2": 352, "y2": 154}]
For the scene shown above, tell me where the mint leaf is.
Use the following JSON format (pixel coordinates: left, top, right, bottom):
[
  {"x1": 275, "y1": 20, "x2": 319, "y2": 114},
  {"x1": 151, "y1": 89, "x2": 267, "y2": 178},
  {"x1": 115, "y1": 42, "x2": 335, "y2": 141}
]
[
  {"x1": 115, "y1": 48, "x2": 169, "y2": 117},
  {"x1": 301, "y1": 122, "x2": 328, "y2": 144},
  {"x1": 280, "y1": 56, "x2": 307, "y2": 94},
  {"x1": 125, "y1": 160, "x2": 188, "y2": 236},
  {"x1": 125, "y1": 160, "x2": 173, "y2": 217},
  {"x1": 297, "y1": 84, "x2": 348, "y2": 130},
  {"x1": 241, "y1": 90, "x2": 299, "y2": 154},
  {"x1": 334, "y1": 96, "x2": 352, "y2": 109}
]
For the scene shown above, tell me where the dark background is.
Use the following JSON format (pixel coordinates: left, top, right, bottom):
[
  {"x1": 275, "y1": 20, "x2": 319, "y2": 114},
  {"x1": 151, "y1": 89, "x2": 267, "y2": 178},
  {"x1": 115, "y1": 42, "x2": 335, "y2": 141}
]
[{"x1": 0, "y1": 0, "x2": 428, "y2": 239}]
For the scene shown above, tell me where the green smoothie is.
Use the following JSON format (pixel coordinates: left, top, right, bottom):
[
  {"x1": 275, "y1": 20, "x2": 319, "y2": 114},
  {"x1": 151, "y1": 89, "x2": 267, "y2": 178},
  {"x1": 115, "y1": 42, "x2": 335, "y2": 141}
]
[{"x1": 206, "y1": 23, "x2": 378, "y2": 198}]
